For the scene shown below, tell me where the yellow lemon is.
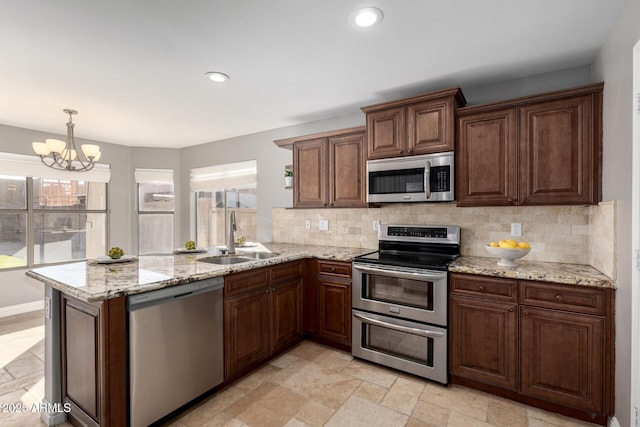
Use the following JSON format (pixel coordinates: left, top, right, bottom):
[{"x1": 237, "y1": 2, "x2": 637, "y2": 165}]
[
  {"x1": 499, "y1": 241, "x2": 517, "y2": 249},
  {"x1": 518, "y1": 241, "x2": 530, "y2": 249},
  {"x1": 489, "y1": 242, "x2": 499, "y2": 247},
  {"x1": 506, "y1": 239, "x2": 518, "y2": 246}
]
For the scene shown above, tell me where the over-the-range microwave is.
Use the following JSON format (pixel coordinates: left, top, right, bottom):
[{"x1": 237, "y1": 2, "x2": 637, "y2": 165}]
[{"x1": 366, "y1": 151, "x2": 454, "y2": 203}]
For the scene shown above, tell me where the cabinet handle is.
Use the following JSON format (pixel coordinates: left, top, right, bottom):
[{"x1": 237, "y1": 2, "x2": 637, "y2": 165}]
[{"x1": 555, "y1": 294, "x2": 563, "y2": 301}]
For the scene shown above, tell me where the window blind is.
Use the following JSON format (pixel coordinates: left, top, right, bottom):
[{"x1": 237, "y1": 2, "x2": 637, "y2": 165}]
[{"x1": 190, "y1": 160, "x2": 257, "y2": 191}]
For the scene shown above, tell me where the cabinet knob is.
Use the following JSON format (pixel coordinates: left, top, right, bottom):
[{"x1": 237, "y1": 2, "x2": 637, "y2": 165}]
[
  {"x1": 509, "y1": 308, "x2": 514, "y2": 312},
  {"x1": 478, "y1": 285, "x2": 484, "y2": 291},
  {"x1": 408, "y1": 148, "x2": 414, "y2": 154},
  {"x1": 555, "y1": 294, "x2": 563, "y2": 301},
  {"x1": 272, "y1": 287, "x2": 275, "y2": 292},
  {"x1": 399, "y1": 150, "x2": 404, "y2": 155},
  {"x1": 265, "y1": 289, "x2": 269, "y2": 294},
  {"x1": 524, "y1": 311, "x2": 529, "y2": 315},
  {"x1": 331, "y1": 267, "x2": 336, "y2": 272},
  {"x1": 507, "y1": 198, "x2": 513, "y2": 202}
]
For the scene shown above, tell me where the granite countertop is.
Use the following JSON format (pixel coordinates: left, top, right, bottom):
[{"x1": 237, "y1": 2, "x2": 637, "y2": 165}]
[
  {"x1": 449, "y1": 256, "x2": 615, "y2": 289},
  {"x1": 26, "y1": 242, "x2": 373, "y2": 302}
]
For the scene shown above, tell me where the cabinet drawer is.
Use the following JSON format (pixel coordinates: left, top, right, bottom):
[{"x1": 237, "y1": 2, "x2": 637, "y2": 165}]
[
  {"x1": 225, "y1": 268, "x2": 269, "y2": 297},
  {"x1": 271, "y1": 261, "x2": 303, "y2": 283},
  {"x1": 519, "y1": 281, "x2": 605, "y2": 315},
  {"x1": 450, "y1": 273, "x2": 517, "y2": 302},
  {"x1": 318, "y1": 260, "x2": 351, "y2": 278}
]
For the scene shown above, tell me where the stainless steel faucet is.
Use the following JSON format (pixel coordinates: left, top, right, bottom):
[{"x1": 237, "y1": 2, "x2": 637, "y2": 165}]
[{"x1": 227, "y1": 211, "x2": 237, "y2": 254}]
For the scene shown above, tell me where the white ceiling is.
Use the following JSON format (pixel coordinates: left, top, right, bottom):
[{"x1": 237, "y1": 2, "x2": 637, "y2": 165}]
[{"x1": 0, "y1": 0, "x2": 624, "y2": 149}]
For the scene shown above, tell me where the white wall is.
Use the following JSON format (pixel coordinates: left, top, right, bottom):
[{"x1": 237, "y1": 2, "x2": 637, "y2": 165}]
[{"x1": 591, "y1": 0, "x2": 640, "y2": 425}]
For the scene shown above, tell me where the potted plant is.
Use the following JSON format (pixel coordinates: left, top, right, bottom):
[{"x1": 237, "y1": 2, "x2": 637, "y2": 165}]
[{"x1": 284, "y1": 168, "x2": 293, "y2": 188}]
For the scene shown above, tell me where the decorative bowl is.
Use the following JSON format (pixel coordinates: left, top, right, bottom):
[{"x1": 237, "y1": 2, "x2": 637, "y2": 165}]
[{"x1": 484, "y1": 245, "x2": 531, "y2": 267}]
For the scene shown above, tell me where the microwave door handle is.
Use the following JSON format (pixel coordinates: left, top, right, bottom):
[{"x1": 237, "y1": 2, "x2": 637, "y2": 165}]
[
  {"x1": 424, "y1": 160, "x2": 431, "y2": 199},
  {"x1": 354, "y1": 312, "x2": 445, "y2": 338},
  {"x1": 354, "y1": 264, "x2": 446, "y2": 282}
]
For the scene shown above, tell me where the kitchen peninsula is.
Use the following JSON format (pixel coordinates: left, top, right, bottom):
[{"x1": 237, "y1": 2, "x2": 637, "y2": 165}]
[{"x1": 26, "y1": 243, "x2": 368, "y2": 427}]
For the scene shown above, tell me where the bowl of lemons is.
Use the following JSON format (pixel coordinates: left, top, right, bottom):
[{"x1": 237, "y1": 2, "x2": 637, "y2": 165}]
[{"x1": 485, "y1": 239, "x2": 531, "y2": 267}]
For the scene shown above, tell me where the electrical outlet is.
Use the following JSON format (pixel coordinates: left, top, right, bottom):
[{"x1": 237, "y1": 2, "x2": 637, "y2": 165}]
[
  {"x1": 319, "y1": 220, "x2": 329, "y2": 231},
  {"x1": 305, "y1": 219, "x2": 311, "y2": 230},
  {"x1": 373, "y1": 220, "x2": 380, "y2": 231},
  {"x1": 511, "y1": 223, "x2": 522, "y2": 237}
]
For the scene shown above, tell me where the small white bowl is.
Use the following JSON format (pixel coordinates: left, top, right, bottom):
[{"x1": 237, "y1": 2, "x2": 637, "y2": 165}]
[{"x1": 485, "y1": 245, "x2": 531, "y2": 267}]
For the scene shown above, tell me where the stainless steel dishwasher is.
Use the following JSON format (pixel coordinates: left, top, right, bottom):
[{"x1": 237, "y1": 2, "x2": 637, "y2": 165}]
[{"x1": 128, "y1": 277, "x2": 224, "y2": 427}]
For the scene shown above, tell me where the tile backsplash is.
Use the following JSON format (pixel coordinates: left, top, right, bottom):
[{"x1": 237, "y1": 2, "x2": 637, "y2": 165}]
[{"x1": 272, "y1": 201, "x2": 617, "y2": 279}]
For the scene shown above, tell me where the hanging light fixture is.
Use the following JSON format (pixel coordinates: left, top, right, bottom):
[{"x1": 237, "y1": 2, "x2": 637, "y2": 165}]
[{"x1": 32, "y1": 109, "x2": 101, "y2": 171}]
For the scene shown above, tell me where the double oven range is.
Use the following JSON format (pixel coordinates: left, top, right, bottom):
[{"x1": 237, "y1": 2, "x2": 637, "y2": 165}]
[{"x1": 352, "y1": 224, "x2": 460, "y2": 384}]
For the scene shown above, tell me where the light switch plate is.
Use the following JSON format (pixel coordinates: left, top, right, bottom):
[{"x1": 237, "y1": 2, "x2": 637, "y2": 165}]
[
  {"x1": 373, "y1": 220, "x2": 380, "y2": 231},
  {"x1": 319, "y1": 220, "x2": 329, "y2": 231},
  {"x1": 45, "y1": 296, "x2": 51, "y2": 319}
]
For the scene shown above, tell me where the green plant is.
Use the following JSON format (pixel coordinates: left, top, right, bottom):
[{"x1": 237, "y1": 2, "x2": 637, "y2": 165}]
[{"x1": 284, "y1": 169, "x2": 293, "y2": 177}]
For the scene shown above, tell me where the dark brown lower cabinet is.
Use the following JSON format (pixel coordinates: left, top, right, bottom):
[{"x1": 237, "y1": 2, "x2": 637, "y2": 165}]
[
  {"x1": 449, "y1": 273, "x2": 614, "y2": 426},
  {"x1": 224, "y1": 261, "x2": 303, "y2": 380},
  {"x1": 520, "y1": 306, "x2": 604, "y2": 413},
  {"x1": 450, "y1": 295, "x2": 517, "y2": 390},
  {"x1": 313, "y1": 260, "x2": 352, "y2": 350},
  {"x1": 60, "y1": 294, "x2": 126, "y2": 427}
]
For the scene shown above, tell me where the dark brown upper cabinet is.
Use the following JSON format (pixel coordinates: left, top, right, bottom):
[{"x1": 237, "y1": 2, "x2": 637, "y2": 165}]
[
  {"x1": 361, "y1": 87, "x2": 466, "y2": 160},
  {"x1": 275, "y1": 127, "x2": 366, "y2": 208},
  {"x1": 456, "y1": 83, "x2": 603, "y2": 207}
]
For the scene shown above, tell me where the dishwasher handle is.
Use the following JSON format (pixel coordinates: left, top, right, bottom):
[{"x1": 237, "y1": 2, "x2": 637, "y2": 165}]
[{"x1": 128, "y1": 277, "x2": 223, "y2": 311}]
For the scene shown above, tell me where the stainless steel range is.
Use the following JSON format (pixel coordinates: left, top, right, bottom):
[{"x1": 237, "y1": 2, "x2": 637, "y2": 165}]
[{"x1": 352, "y1": 224, "x2": 460, "y2": 384}]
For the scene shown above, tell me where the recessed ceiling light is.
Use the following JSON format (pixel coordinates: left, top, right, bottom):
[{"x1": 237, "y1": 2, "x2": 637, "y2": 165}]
[
  {"x1": 205, "y1": 71, "x2": 230, "y2": 83},
  {"x1": 352, "y1": 7, "x2": 383, "y2": 28}
]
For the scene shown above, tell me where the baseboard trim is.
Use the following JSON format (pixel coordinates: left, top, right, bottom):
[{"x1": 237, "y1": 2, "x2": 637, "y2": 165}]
[
  {"x1": 0, "y1": 300, "x2": 44, "y2": 318},
  {"x1": 608, "y1": 416, "x2": 621, "y2": 427}
]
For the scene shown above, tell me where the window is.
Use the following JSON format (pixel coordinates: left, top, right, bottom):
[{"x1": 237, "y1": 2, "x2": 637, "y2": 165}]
[
  {"x1": 0, "y1": 153, "x2": 110, "y2": 270},
  {"x1": 0, "y1": 176, "x2": 27, "y2": 268},
  {"x1": 33, "y1": 178, "x2": 107, "y2": 264},
  {"x1": 190, "y1": 161, "x2": 257, "y2": 247},
  {"x1": 135, "y1": 169, "x2": 174, "y2": 255}
]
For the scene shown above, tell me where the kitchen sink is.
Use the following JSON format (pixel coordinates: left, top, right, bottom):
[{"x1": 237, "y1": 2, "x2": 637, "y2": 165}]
[
  {"x1": 198, "y1": 256, "x2": 255, "y2": 265},
  {"x1": 198, "y1": 252, "x2": 279, "y2": 265}
]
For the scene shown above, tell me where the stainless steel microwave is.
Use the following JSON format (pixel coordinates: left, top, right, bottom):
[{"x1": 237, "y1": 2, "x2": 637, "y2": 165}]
[{"x1": 366, "y1": 152, "x2": 454, "y2": 203}]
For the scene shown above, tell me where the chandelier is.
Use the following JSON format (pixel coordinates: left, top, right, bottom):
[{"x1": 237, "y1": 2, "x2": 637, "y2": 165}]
[{"x1": 32, "y1": 109, "x2": 101, "y2": 171}]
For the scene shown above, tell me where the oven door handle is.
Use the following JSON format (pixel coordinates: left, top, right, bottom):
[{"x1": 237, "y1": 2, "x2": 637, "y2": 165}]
[
  {"x1": 353, "y1": 312, "x2": 445, "y2": 338},
  {"x1": 354, "y1": 264, "x2": 446, "y2": 282}
]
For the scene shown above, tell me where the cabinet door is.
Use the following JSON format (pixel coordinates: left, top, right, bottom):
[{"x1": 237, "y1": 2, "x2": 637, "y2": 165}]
[
  {"x1": 519, "y1": 95, "x2": 596, "y2": 205},
  {"x1": 366, "y1": 106, "x2": 405, "y2": 159},
  {"x1": 270, "y1": 278, "x2": 303, "y2": 354},
  {"x1": 450, "y1": 295, "x2": 518, "y2": 390},
  {"x1": 520, "y1": 307, "x2": 604, "y2": 413},
  {"x1": 456, "y1": 109, "x2": 518, "y2": 206},
  {"x1": 224, "y1": 288, "x2": 270, "y2": 379},
  {"x1": 328, "y1": 132, "x2": 366, "y2": 207},
  {"x1": 293, "y1": 138, "x2": 328, "y2": 207},
  {"x1": 62, "y1": 296, "x2": 102, "y2": 422},
  {"x1": 318, "y1": 277, "x2": 351, "y2": 346},
  {"x1": 407, "y1": 97, "x2": 454, "y2": 154}
]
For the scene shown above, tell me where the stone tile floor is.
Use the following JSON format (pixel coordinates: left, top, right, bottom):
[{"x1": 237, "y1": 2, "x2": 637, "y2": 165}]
[{"x1": 0, "y1": 310, "x2": 600, "y2": 427}]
